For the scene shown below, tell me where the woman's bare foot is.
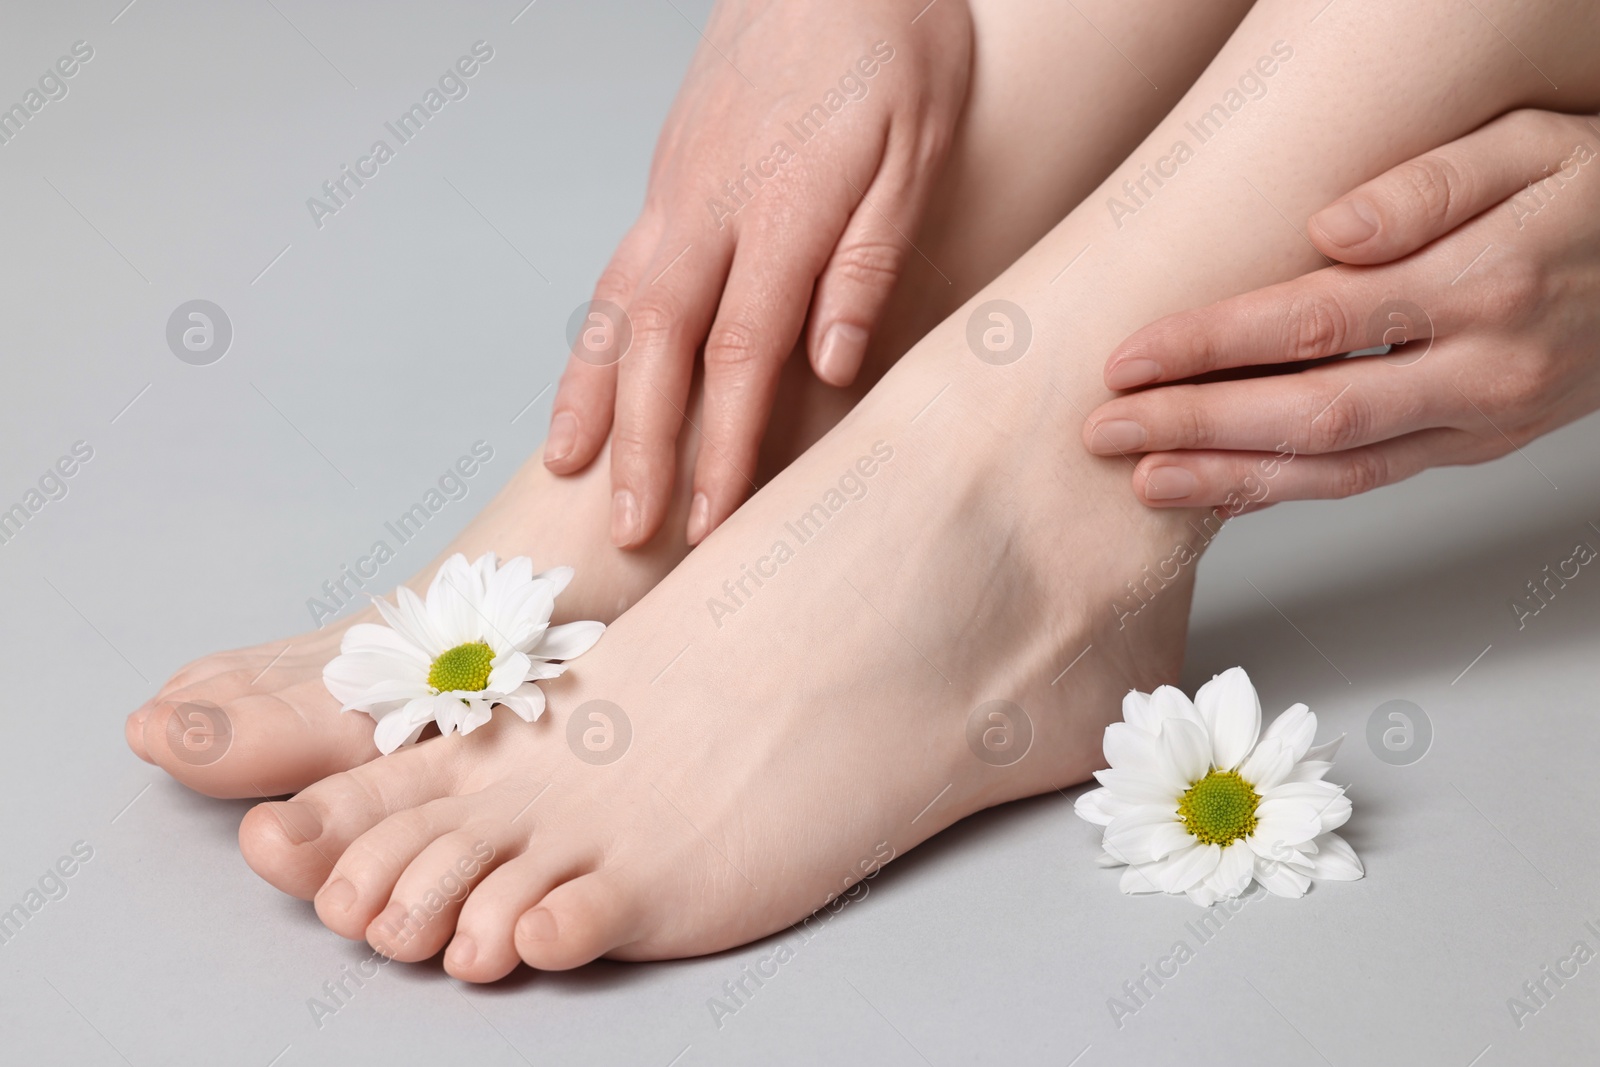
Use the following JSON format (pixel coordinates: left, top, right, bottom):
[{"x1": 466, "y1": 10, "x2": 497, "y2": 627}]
[
  {"x1": 126, "y1": 444, "x2": 704, "y2": 799},
  {"x1": 237, "y1": 295, "x2": 1199, "y2": 977}
]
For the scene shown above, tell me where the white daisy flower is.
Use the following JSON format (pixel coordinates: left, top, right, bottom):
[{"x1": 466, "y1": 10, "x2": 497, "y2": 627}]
[
  {"x1": 323, "y1": 552, "x2": 605, "y2": 754},
  {"x1": 1075, "y1": 667, "x2": 1363, "y2": 906}
]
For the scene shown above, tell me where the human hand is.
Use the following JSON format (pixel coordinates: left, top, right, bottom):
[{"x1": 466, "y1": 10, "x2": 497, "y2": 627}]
[
  {"x1": 1085, "y1": 108, "x2": 1600, "y2": 509},
  {"x1": 545, "y1": 0, "x2": 971, "y2": 546}
]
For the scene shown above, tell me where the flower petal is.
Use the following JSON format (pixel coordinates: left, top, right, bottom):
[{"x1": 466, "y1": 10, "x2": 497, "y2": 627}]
[
  {"x1": 1094, "y1": 849, "x2": 1126, "y2": 869},
  {"x1": 456, "y1": 698, "x2": 495, "y2": 736},
  {"x1": 1148, "y1": 685, "x2": 1203, "y2": 730},
  {"x1": 1158, "y1": 842, "x2": 1221, "y2": 893},
  {"x1": 372, "y1": 706, "x2": 429, "y2": 754},
  {"x1": 1308, "y1": 832, "x2": 1364, "y2": 881},
  {"x1": 487, "y1": 650, "x2": 532, "y2": 695},
  {"x1": 1282, "y1": 759, "x2": 1335, "y2": 784},
  {"x1": 1303, "y1": 736, "x2": 1343, "y2": 763},
  {"x1": 1093, "y1": 767, "x2": 1184, "y2": 806},
  {"x1": 1261, "y1": 702, "x2": 1316, "y2": 762},
  {"x1": 1159, "y1": 717, "x2": 1211, "y2": 785},
  {"x1": 1251, "y1": 798, "x2": 1323, "y2": 856},
  {"x1": 340, "y1": 623, "x2": 430, "y2": 666},
  {"x1": 1103, "y1": 721, "x2": 1163, "y2": 773},
  {"x1": 1119, "y1": 863, "x2": 1167, "y2": 895},
  {"x1": 1237, "y1": 737, "x2": 1294, "y2": 792},
  {"x1": 499, "y1": 683, "x2": 547, "y2": 722},
  {"x1": 1254, "y1": 855, "x2": 1312, "y2": 897},
  {"x1": 1074, "y1": 786, "x2": 1125, "y2": 827},
  {"x1": 1194, "y1": 667, "x2": 1260, "y2": 770},
  {"x1": 375, "y1": 586, "x2": 445, "y2": 656},
  {"x1": 1122, "y1": 690, "x2": 1160, "y2": 733},
  {"x1": 531, "y1": 620, "x2": 606, "y2": 662},
  {"x1": 1207, "y1": 840, "x2": 1256, "y2": 899},
  {"x1": 1106, "y1": 808, "x2": 1193, "y2": 864},
  {"x1": 534, "y1": 564, "x2": 575, "y2": 597}
]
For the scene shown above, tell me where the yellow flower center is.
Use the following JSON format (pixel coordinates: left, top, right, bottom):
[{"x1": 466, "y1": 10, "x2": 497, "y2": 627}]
[
  {"x1": 1177, "y1": 769, "x2": 1261, "y2": 846},
  {"x1": 427, "y1": 641, "x2": 494, "y2": 693}
]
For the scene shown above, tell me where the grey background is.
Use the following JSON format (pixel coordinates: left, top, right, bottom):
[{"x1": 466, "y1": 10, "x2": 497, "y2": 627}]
[{"x1": 2, "y1": 1, "x2": 1598, "y2": 1064}]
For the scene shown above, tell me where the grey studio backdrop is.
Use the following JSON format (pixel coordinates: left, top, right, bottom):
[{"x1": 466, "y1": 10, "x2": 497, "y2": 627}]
[{"x1": 1, "y1": 2, "x2": 1597, "y2": 1065}]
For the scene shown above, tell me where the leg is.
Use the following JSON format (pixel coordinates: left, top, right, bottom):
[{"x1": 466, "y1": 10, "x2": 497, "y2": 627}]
[
  {"x1": 127, "y1": 0, "x2": 1253, "y2": 799},
  {"x1": 246, "y1": 0, "x2": 1600, "y2": 980}
]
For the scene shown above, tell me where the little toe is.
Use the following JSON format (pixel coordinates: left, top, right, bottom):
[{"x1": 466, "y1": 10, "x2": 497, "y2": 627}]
[
  {"x1": 144, "y1": 682, "x2": 378, "y2": 800},
  {"x1": 125, "y1": 704, "x2": 154, "y2": 763},
  {"x1": 239, "y1": 739, "x2": 464, "y2": 899},
  {"x1": 447, "y1": 845, "x2": 598, "y2": 982},
  {"x1": 515, "y1": 870, "x2": 646, "y2": 972}
]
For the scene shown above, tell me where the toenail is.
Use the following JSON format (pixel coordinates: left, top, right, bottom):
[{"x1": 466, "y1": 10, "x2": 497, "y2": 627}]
[
  {"x1": 1106, "y1": 357, "x2": 1161, "y2": 390},
  {"x1": 320, "y1": 877, "x2": 357, "y2": 913},
  {"x1": 1091, "y1": 419, "x2": 1147, "y2": 453},
  {"x1": 275, "y1": 803, "x2": 322, "y2": 845},
  {"x1": 1143, "y1": 466, "x2": 1199, "y2": 501},
  {"x1": 448, "y1": 935, "x2": 477, "y2": 969},
  {"x1": 611, "y1": 490, "x2": 639, "y2": 545},
  {"x1": 520, "y1": 907, "x2": 558, "y2": 942}
]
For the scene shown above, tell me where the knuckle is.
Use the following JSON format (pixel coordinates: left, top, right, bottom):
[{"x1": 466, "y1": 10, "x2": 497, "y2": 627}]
[
  {"x1": 1283, "y1": 294, "x2": 1347, "y2": 360},
  {"x1": 609, "y1": 421, "x2": 659, "y2": 461},
  {"x1": 1171, "y1": 390, "x2": 1216, "y2": 448},
  {"x1": 1333, "y1": 448, "x2": 1389, "y2": 498},
  {"x1": 1306, "y1": 393, "x2": 1368, "y2": 452},
  {"x1": 703, "y1": 318, "x2": 765, "y2": 369},
  {"x1": 1394, "y1": 155, "x2": 1462, "y2": 224},
  {"x1": 592, "y1": 267, "x2": 634, "y2": 304},
  {"x1": 627, "y1": 300, "x2": 680, "y2": 350},
  {"x1": 828, "y1": 239, "x2": 905, "y2": 291}
]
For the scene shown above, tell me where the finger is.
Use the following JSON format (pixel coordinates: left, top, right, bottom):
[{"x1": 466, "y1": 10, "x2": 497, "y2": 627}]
[
  {"x1": 1308, "y1": 109, "x2": 1589, "y2": 263},
  {"x1": 1086, "y1": 356, "x2": 1452, "y2": 457},
  {"x1": 688, "y1": 222, "x2": 835, "y2": 544},
  {"x1": 1102, "y1": 262, "x2": 1457, "y2": 389},
  {"x1": 546, "y1": 219, "x2": 661, "y2": 474},
  {"x1": 1128, "y1": 428, "x2": 1473, "y2": 508},
  {"x1": 806, "y1": 159, "x2": 923, "y2": 388},
  {"x1": 609, "y1": 235, "x2": 732, "y2": 548}
]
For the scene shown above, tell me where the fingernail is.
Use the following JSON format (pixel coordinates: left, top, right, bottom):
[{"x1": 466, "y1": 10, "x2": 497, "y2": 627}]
[
  {"x1": 1143, "y1": 466, "x2": 1199, "y2": 502},
  {"x1": 520, "y1": 907, "x2": 558, "y2": 943},
  {"x1": 277, "y1": 802, "x2": 322, "y2": 845},
  {"x1": 686, "y1": 492, "x2": 710, "y2": 545},
  {"x1": 611, "y1": 490, "x2": 639, "y2": 545},
  {"x1": 545, "y1": 411, "x2": 578, "y2": 465},
  {"x1": 1091, "y1": 419, "x2": 1148, "y2": 454},
  {"x1": 1312, "y1": 198, "x2": 1379, "y2": 246},
  {"x1": 320, "y1": 877, "x2": 356, "y2": 913},
  {"x1": 817, "y1": 322, "x2": 868, "y2": 384},
  {"x1": 448, "y1": 935, "x2": 477, "y2": 969},
  {"x1": 1106, "y1": 358, "x2": 1161, "y2": 390}
]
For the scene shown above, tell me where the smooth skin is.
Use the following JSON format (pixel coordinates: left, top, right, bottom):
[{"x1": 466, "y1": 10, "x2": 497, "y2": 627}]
[
  {"x1": 543, "y1": 0, "x2": 974, "y2": 549},
  {"x1": 1086, "y1": 107, "x2": 1600, "y2": 506}
]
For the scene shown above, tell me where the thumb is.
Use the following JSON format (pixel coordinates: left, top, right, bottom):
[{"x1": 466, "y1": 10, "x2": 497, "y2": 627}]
[{"x1": 1307, "y1": 109, "x2": 1582, "y2": 264}]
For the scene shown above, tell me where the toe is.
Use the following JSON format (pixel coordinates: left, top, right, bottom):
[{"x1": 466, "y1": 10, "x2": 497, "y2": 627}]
[
  {"x1": 363, "y1": 829, "x2": 509, "y2": 962},
  {"x1": 515, "y1": 870, "x2": 645, "y2": 971},
  {"x1": 447, "y1": 846, "x2": 597, "y2": 982},
  {"x1": 239, "y1": 739, "x2": 464, "y2": 899},
  {"x1": 311, "y1": 800, "x2": 484, "y2": 939},
  {"x1": 144, "y1": 680, "x2": 378, "y2": 799},
  {"x1": 125, "y1": 704, "x2": 154, "y2": 763}
]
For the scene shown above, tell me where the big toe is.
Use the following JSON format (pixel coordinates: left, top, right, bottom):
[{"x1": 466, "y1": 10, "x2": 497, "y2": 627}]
[{"x1": 143, "y1": 680, "x2": 378, "y2": 799}]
